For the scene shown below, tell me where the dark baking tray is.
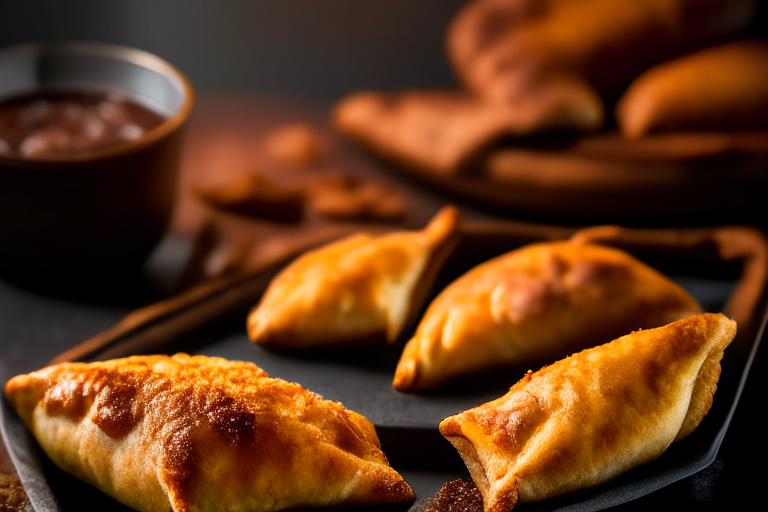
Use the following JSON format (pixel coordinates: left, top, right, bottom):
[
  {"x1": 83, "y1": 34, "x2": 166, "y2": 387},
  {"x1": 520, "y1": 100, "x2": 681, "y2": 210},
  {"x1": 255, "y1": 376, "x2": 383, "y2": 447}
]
[{"x1": 2, "y1": 222, "x2": 767, "y2": 512}]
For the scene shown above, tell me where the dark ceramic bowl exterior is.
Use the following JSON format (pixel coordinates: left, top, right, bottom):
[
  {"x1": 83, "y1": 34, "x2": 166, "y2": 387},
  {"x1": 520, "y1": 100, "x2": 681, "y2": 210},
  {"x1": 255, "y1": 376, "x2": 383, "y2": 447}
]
[{"x1": 0, "y1": 42, "x2": 194, "y2": 288}]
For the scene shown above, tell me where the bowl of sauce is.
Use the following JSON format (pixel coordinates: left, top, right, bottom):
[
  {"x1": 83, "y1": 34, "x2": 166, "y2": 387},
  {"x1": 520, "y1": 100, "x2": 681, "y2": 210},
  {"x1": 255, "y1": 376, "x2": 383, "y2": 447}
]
[
  {"x1": 0, "y1": 90, "x2": 166, "y2": 159},
  {"x1": 0, "y1": 41, "x2": 194, "y2": 290}
]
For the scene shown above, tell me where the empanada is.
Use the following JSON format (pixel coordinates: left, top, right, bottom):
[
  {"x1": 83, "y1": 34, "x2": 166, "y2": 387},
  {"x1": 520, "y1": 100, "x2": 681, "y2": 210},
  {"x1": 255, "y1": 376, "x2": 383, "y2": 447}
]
[
  {"x1": 439, "y1": 313, "x2": 736, "y2": 512},
  {"x1": 394, "y1": 240, "x2": 701, "y2": 391},
  {"x1": 448, "y1": 0, "x2": 755, "y2": 103},
  {"x1": 334, "y1": 89, "x2": 602, "y2": 176},
  {"x1": 248, "y1": 206, "x2": 460, "y2": 348},
  {"x1": 4, "y1": 354, "x2": 414, "y2": 512},
  {"x1": 617, "y1": 41, "x2": 768, "y2": 139}
]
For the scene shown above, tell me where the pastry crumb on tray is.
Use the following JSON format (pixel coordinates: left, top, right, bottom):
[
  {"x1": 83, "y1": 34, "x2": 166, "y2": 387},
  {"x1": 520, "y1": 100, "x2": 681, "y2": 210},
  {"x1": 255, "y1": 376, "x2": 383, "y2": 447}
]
[
  {"x1": 413, "y1": 478, "x2": 483, "y2": 512},
  {"x1": 264, "y1": 122, "x2": 325, "y2": 168}
]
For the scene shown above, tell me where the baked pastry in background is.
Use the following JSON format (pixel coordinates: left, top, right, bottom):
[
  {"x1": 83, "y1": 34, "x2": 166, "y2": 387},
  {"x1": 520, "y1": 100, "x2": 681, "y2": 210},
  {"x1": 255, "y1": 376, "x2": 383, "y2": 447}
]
[
  {"x1": 440, "y1": 313, "x2": 736, "y2": 512},
  {"x1": 617, "y1": 40, "x2": 768, "y2": 138},
  {"x1": 335, "y1": 0, "x2": 760, "y2": 177},
  {"x1": 248, "y1": 206, "x2": 460, "y2": 347},
  {"x1": 448, "y1": 0, "x2": 755, "y2": 103},
  {"x1": 334, "y1": 87, "x2": 602, "y2": 176},
  {"x1": 394, "y1": 240, "x2": 701, "y2": 391},
  {"x1": 4, "y1": 354, "x2": 415, "y2": 512}
]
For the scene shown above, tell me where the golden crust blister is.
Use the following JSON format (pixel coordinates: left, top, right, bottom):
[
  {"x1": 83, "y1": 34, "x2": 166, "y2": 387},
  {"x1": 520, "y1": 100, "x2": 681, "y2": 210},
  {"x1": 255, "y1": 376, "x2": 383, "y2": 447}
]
[
  {"x1": 439, "y1": 313, "x2": 736, "y2": 512},
  {"x1": 247, "y1": 206, "x2": 460, "y2": 348},
  {"x1": 4, "y1": 354, "x2": 415, "y2": 512},
  {"x1": 394, "y1": 240, "x2": 702, "y2": 391}
]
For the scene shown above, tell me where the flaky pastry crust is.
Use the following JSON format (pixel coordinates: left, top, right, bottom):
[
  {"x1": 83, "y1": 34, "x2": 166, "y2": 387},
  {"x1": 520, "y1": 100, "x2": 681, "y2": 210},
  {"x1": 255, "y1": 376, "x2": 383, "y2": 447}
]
[
  {"x1": 4, "y1": 354, "x2": 414, "y2": 512},
  {"x1": 247, "y1": 206, "x2": 460, "y2": 348},
  {"x1": 440, "y1": 313, "x2": 736, "y2": 512},
  {"x1": 394, "y1": 240, "x2": 701, "y2": 391}
]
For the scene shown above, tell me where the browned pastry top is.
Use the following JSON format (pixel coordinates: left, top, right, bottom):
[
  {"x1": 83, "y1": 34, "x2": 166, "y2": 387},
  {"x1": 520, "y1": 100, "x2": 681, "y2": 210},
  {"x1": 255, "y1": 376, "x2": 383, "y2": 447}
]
[
  {"x1": 439, "y1": 313, "x2": 736, "y2": 512},
  {"x1": 395, "y1": 240, "x2": 701, "y2": 391},
  {"x1": 6, "y1": 354, "x2": 414, "y2": 512}
]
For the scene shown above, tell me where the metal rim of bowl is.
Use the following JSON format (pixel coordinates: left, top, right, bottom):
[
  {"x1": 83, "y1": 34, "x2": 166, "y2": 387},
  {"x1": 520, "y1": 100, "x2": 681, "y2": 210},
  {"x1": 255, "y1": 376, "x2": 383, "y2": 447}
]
[{"x1": 0, "y1": 40, "x2": 195, "y2": 166}]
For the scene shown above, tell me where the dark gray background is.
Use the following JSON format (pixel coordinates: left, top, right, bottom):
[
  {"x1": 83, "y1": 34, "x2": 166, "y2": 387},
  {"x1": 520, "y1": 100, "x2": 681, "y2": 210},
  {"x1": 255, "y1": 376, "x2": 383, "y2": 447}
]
[{"x1": 0, "y1": 0, "x2": 465, "y2": 99}]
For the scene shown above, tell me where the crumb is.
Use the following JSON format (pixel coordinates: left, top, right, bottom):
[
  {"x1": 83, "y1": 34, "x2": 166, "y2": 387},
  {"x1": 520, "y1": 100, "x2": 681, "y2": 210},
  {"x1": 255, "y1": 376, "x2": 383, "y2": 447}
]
[
  {"x1": 193, "y1": 173, "x2": 304, "y2": 223},
  {"x1": 413, "y1": 478, "x2": 483, "y2": 512},
  {"x1": 264, "y1": 123, "x2": 325, "y2": 168},
  {"x1": 0, "y1": 473, "x2": 32, "y2": 512},
  {"x1": 305, "y1": 173, "x2": 407, "y2": 222}
]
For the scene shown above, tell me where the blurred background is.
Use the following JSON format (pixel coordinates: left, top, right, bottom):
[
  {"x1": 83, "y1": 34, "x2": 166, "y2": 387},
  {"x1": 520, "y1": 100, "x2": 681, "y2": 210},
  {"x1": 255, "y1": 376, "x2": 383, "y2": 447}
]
[
  {"x1": 0, "y1": 0, "x2": 465, "y2": 99},
  {"x1": 3, "y1": 0, "x2": 768, "y2": 230}
]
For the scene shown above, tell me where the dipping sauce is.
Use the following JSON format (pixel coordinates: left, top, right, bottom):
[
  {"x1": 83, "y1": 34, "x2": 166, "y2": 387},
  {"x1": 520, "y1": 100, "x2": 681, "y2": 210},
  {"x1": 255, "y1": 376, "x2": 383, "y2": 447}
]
[{"x1": 0, "y1": 90, "x2": 166, "y2": 159}]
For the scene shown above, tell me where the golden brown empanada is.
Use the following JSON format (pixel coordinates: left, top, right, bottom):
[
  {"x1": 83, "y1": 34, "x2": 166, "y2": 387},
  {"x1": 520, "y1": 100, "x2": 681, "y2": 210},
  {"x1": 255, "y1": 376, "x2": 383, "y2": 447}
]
[
  {"x1": 248, "y1": 206, "x2": 460, "y2": 348},
  {"x1": 4, "y1": 354, "x2": 414, "y2": 512},
  {"x1": 394, "y1": 240, "x2": 701, "y2": 391},
  {"x1": 439, "y1": 313, "x2": 736, "y2": 512},
  {"x1": 448, "y1": 0, "x2": 755, "y2": 103},
  {"x1": 617, "y1": 41, "x2": 768, "y2": 139}
]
